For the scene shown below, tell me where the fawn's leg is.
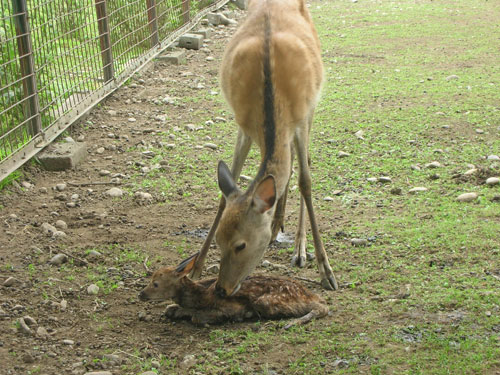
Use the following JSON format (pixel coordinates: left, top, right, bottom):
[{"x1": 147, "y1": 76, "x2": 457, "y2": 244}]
[
  {"x1": 294, "y1": 119, "x2": 338, "y2": 291},
  {"x1": 191, "y1": 130, "x2": 252, "y2": 278},
  {"x1": 283, "y1": 308, "x2": 327, "y2": 330}
]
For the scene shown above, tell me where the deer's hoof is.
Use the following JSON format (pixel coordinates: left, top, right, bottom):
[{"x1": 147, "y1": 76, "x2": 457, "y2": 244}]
[
  {"x1": 321, "y1": 275, "x2": 338, "y2": 291},
  {"x1": 306, "y1": 252, "x2": 315, "y2": 261},
  {"x1": 291, "y1": 255, "x2": 306, "y2": 268}
]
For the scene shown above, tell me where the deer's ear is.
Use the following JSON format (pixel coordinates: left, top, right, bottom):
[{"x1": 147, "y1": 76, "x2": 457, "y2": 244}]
[
  {"x1": 218, "y1": 161, "x2": 238, "y2": 198},
  {"x1": 175, "y1": 252, "x2": 199, "y2": 276},
  {"x1": 252, "y1": 175, "x2": 276, "y2": 213}
]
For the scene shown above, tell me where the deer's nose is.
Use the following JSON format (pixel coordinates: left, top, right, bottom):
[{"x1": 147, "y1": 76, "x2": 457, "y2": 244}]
[
  {"x1": 215, "y1": 283, "x2": 227, "y2": 298},
  {"x1": 138, "y1": 290, "x2": 147, "y2": 301}
]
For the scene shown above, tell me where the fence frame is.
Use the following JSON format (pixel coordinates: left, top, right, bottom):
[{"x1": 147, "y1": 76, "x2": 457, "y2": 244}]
[{"x1": 1, "y1": 0, "x2": 230, "y2": 182}]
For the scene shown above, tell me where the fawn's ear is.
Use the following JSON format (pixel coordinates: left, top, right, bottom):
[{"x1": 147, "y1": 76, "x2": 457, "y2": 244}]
[
  {"x1": 175, "y1": 252, "x2": 199, "y2": 276},
  {"x1": 218, "y1": 160, "x2": 238, "y2": 198},
  {"x1": 252, "y1": 175, "x2": 276, "y2": 213}
]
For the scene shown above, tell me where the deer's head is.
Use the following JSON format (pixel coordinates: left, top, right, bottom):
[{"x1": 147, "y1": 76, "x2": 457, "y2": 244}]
[
  {"x1": 214, "y1": 161, "x2": 276, "y2": 297},
  {"x1": 139, "y1": 253, "x2": 198, "y2": 301}
]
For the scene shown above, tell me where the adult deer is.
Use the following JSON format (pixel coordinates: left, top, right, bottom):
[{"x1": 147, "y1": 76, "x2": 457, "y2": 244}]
[{"x1": 191, "y1": 0, "x2": 338, "y2": 294}]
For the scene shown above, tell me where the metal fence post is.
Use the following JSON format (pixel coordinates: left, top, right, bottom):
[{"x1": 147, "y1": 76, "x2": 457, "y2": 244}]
[
  {"x1": 94, "y1": 0, "x2": 114, "y2": 82},
  {"x1": 182, "y1": 0, "x2": 190, "y2": 24},
  {"x1": 146, "y1": 0, "x2": 159, "y2": 47},
  {"x1": 11, "y1": 0, "x2": 42, "y2": 137}
]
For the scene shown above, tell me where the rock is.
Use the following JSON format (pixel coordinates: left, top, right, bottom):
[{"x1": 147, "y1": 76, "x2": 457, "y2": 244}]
[
  {"x1": 23, "y1": 316, "x2": 37, "y2": 326},
  {"x1": 50, "y1": 253, "x2": 68, "y2": 266},
  {"x1": 18, "y1": 318, "x2": 33, "y2": 335},
  {"x1": 63, "y1": 339, "x2": 75, "y2": 345},
  {"x1": 262, "y1": 260, "x2": 273, "y2": 268},
  {"x1": 140, "y1": 372, "x2": 157, "y2": 375},
  {"x1": 84, "y1": 372, "x2": 113, "y2": 375},
  {"x1": 3, "y1": 277, "x2": 17, "y2": 287},
  {"x1": 337, "y1": 151, "x2": 350, "y2": 158},
  {"x1": 475, "y1": 129, "x2": 484, "y2": 134},
  {"x1": 22, "y1": 181, "x2": 33, "y2": 189},
  {"x1": 55, "y1": 183, "x2": 67, "y2": 191},
  {"x1": 464, "y1": 168, "x2": 477, "y2": 176},
  {"x1": 378, "y1": 176, "x2": 392, "y2": 183},
  {"x1": 55, "y1": 220, "x2": 68, "y2": 229},
  {"x1": 324, "y1": 196, "x2": 334, "y2": 201},
  {"x1": 457, "y1": 192, "x2": 478, "y2": 202},
  {"x1": 87, "y1": 284, "x2": 100, "y2": 295},
  {"x1": 134, "y1": 192, "x2": 153, "y2": 201},
  {"x1": 99, "y1": 170, "x2": 111, "y2": 176},
  {"x1": 128, "y1": 117, "x2": 137, "y2": 122},
  {"x1": 409, "y1": 187, "x2": 428, "y2": 194},
  {"x1": 206, "y1": 264, "x2": 219, "y2": 274},
  {"x1": 53, "y1": 231, "x2": 67, "y2": 239},
  {"x1": 96, "y1": 147, "x2": 105, "y2": 154},
  {"x1": 390, "y1": 187, "x2": 402, "y2": 195},
  {"x1": 22, "y1": 352, "x2": 35, "y2": 363},
  {"x1": 486, "y1": 177, "x2": 499, "y2": 186},
  {"x1": 42, "y1": 222, "x2": 58, "y2": 236},
  {"x1": 425, "y1": 161, "x2": 441, "y2": 168},
  {"x1": 105, "y1": 187, "x2": 123, "y2": 197},
  {"x1": 184, "y1": 124, "x2": 195, "y2": 131},
  {"x1": 60, "y1": 299, "x2": 68, "y2": 311},
  {"x1": 36, "y1": 326, "x2": 49, "y2": 338},
  {"x1": 108, "y1": 110, "x2": 117, "y2": 116},
  {"x1": 351, "y1": 238, "x2": 368, "y2": 247},
  {"x1": 39, "y1": 187, "x2": 48, "y2": 194},
  {"x1": 103, "y1": 354, "x2": 122, "y2": 365},
  {"x1": 354, "y1": 130, "x2": 364, "y2": 139},
  {"x1": 87, "y1": 250, "x2": 102, "y2": 261},
  {"x1": 445, "y1": 75, "x2": 459, "y2": 81},
  {"x1": 367, "y1": 177, "x2": 378, "y2": 183},
  {"x1": 410, "y1": 164, "x2": 421, "y2": 171},
  {"x1": 487, "y1": 155, "x2": 499, "y2": 161},
  {"x1": 180, "y1": 354, "x2": 196, "y2": 369},
  {"x1": 203, "y1": 143, "x2": 217, "y2": 150}
]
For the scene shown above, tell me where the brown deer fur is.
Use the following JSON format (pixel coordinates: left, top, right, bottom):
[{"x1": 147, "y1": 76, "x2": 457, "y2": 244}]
[
  {"x1": 139, "y1": 254, "x2": 328, "y2": 328},
  {"x1": 191, "y1": 0, "x2": 338, "y2": 295}
]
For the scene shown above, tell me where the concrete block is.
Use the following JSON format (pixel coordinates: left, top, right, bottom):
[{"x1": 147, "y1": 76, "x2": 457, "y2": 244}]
[
  {"x1": 156, "y1": 50, "x2": 186, "y2": 65},
  {"x1": 232, "y1": 0, "x2": 248, "y2": 10},
  {"x1": 178, "y1": 33, "x2": 204, "y2": 50},
  {"x1": 192, "y1": 28, "x2": 211, "y2": 39},
  {"x1": 38, "y1": 142, "x2": 87, "y2": 171},
  {"x1": 208, "y1": 12, "x2": 236, "y2": 26}
]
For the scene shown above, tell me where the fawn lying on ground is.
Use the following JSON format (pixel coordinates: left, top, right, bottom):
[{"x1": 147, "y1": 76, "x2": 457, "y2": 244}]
[{"x1": 139, "y1": 253, "x2": 328, "y2": 328}]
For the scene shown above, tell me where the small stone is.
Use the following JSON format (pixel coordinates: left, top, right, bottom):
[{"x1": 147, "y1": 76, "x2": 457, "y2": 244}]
[
  {"x1": 390, "y1": 187, "x2": 402, "y2": 195},
  {"x1": 63, "y1": 339, "x2": 75, "y2": 345},
  {"x1": 96, "y1": 147, "x2": 105, "y2": 154},
  {"x1": 60, "y1": 299, "x2": 68, "y2": 311},
  {"x1": 354, "y1": 130, "x2": 364, "y2": 139},
  {"x1": 22, "y1": 353, "x2": 35, "y2": 363},
  {"x1": 457, "y1": 192, "x2": 478, "y2": 202},
  {"x1": 50, "y1": 253, "x2": 68, "y2": 266},
  {"x1": 77, "y1": 135, "x2": 85, "y2": 142},
  {"x1": 485, "y1": 311, "x2": 492, "y2": 317},
  {"x1": 39, "y1": 187, "x2": 48, "y2": 194},
  {"x1": 23, "y1": 316, "x2": 37, "y2": 326},
  {"x1": 409, "y1": 187, "x2": 428, "y2": 194},
  {"x1": 203, "y1": 143, "x2": 217, "y2": 150},
  {"x1": 36, "y1": 326, "x2": 49, "y2": 338},
  {"x1": 108, "y1": 110, "x2": 117, "y2": 116},
  {"x1": 205, "y1": 56, "x2": 214, "y2": 61},
  {"x1": 446, "y1": 75, "x2": 459, "y2": 81},
  {"x1": 22, "y1": 181, "x2": 33, "y2": 189},
  {"x1": 84, "y1": 372, "x2": 113, "y2": 375},
  {"x1": 140, "y1": 372, "x2": 157, "y2": 375},
  {"x1": 55, "y1": 220, "x2": 68, "y2": 229},
  {"x1": 128, "y1": 117, "x2": 137, "y2": 122},
  {"x1": 351, "y1": 238, "x2": 368, "y2": 246},
  {"x1": 134, "y1": 192, "x2": 153, "y2": 201},
  {"x1": 487, "y1": 155, "x2": 499, "y2": 161},
  {"x1": 475, "y1": 129, "x2": 484, "y2": 134},
  {"x1": 87, "y1": 250, "x2": 102, "y2": 261},
  {"x1": 53, "y1": 231, "x2": 67, "y2": 239},
  {"x1": 105, "y1": 187, "x2": 123, "y2": 197},
  {"x1": 378, "y1": 176, "x2": 392, "y2": 183},
  {"x1": 99, "y1": 170, "x2": 111, "y2": 176},
  {"x1": 180, "y1": 354, "x2": 196, "y2": 369},
  {"x1": 56, "y1": 183, "x2": 67, "y2": 191},
  {"x1": 338, "y1": 151, "x2": 350, "y2": 158},
  {"x1": 262, "y1": 260, "x2": 272, "y2": 268},
  {"x1": 486, "y1": 177, "x2": 499, "y2": 186},
  {"x1": 184, "y1": 124, "x2": 195, "y2": 131},
  {"x1": 3, "y1": 277, "x2": 17, "y2": 287},
  {"x1": 464, "y1": 168, "x2": 477, "y2": 176},
  {"x1": 425, "y1": 161, "x2": 441, "y2": 169},
  {"x1": 214, "y1": 117, "x2": 226, "y2": 123},
  {"x1": 87, "y1": 284, "x2": 99, "y2": 295},
  {"x1": 18, "y1": 318, "x2": 33, "y2": 335},
  {"x1": 324, "y1": 196, "x2": 334, "y2": 201},
  {"x1": 367, "y1": 177, "x2": 378, "y2": 183},
  {"x1": 429, "y1": 174, "x2": 440, "y2": 180},
  {"x1": 411, "y1": 165, "x2": 421, "y2": 171}
]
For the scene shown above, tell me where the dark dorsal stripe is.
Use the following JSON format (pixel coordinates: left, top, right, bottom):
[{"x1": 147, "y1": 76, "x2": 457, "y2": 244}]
[{"x1": 252, "y1": 12, "x2": 275, "y2": 188}]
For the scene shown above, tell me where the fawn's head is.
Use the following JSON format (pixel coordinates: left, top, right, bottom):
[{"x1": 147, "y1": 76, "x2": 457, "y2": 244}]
[
  {"x1": 215, "y1": 161, "x2": 276, "y2": 297},
  {"x1": 139, "y1": 253, "x2": 198, "y2": 301}
]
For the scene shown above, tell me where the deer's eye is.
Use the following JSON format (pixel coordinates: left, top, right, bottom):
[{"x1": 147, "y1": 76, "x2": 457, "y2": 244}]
[
  {"x1": 235, "y1": 243, "x2": 246, "y2": 252},
  {"x1": 153, "y1": 282, "x2": 159, "y2": 288}
]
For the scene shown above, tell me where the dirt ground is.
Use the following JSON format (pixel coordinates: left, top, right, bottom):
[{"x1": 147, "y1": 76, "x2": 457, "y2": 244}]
[{"x1": 0, "y1": 7, "x2": 339, "y2": 375}]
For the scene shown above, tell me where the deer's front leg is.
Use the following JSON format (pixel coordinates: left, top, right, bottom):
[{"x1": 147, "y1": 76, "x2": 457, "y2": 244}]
[{"x1": 163, "y1": 304, "x2": 195, "y2": 320}]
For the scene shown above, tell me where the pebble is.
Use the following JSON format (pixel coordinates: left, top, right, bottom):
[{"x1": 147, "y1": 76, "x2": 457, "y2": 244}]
[
  {"x1": 486, "y1": 177, "x2": 499, "y2": 186},
  {"x1": 36, "y1": 326, "x2": 49, "y2": 338},
  {"x1": 457, "y1": 192, "x2": 478, "y2": 202},
  {"x1": 206, "y1": 56, "x2": 214, "y2": 61},
  {"x1": 55, "y1": 220, "x2": 68, "y2": 229},
  {"x1": 475, "y1": 129, "x2": 484, "y2": 134},
  {"x1": 354, "y1": 130, "x2": 364, "y2": 139},
  {"x1": 3, "y1": 277, "x2": 17, "y2": 287},
  {"x1": 56, "y1": 183, "x2": 67, "y2": 191},
  {"x1": 367, "y1": 177, "x2": 378, "y2": 183},
  {"x1": 184, "y1": 124, "x2": 195, "y2": 131},
  {"x1": 180, "y1": 354, "x2": 197, "y2": 369},
  {"x1": 77, "y1": 135, "x2": 85, "y2": 142},
  {"x1": 50, "y1": 253, "x2": 68, "y2": 266},
  {"x1": 464, "y1": 168, "x2": 477, "y2": 176},
  {"x1": 338, "y1": 151, "x2": 350, "y2": 158},
  {"x1": 445, "y1": 74, "x2": 459, "y2": 81},
  {"x1": 166, "y1": 143, "x2": 175, "y2": 149},
  {"x1": 487, "y1": 155, "x2": 499, "y2": 161},
  {"x1": 324, "y1": 196, "x2": 334, "y2": 201},
  {"x1": 22, "y1": 353, "x2": 35, "y2": 363},
  {"x1": 135, "y1": 192, "x2": 153, "y2": 201},
  {"x1": 410, "y1": 165, "x2": 421, "y2": 171},
  {"x1": 22, "y1": 181, "x2": 33, "y2": 189},
  {"x1": 409, "y1": 187, "x2": 428, "y2": 194},
  {"x1": 425, "y1": 161, "x2": 441, "y2": 168},
  {"x1": 53, "y1": 230, "x2": 67, "y2": 239},
  {"x1": 39, "y1": 187, "x2": 48, "y2": 194},
  {"x1": 390, "y1": 187, "x2": 402, "y2": 195},
  {"x1": 108, "y1": 110, "x2": 117, "y2": 116},
  {"x1": 205, "y1": 120, "x2": 214, "y2": 126},
  {"x1": 23, "y1": 316, "x2": 37, "y2": 326},
  {"x1": 105, "y1": 187, "x2": 123, "y2": 197},
  {"x1": 18, "y1": 318, "x2": 33, "y2": 335},
  {"x1": 87, "y1": 284, "x2": 100, "y2": 295},
  {"x1": 84, "y1": 372, "x2": 113, "y2": 375},
  {"x1": 351, "y1": 238, "x2": 368, "y2": 246},
  {"x1": 204, "y1": 143, "x2": 218, "y2": 150},
  {"x1": 99, "y1": 170, "x2": 111, "y2": 176},
  {"x1": 140, "y1": 372, "x2": 157, "y2": 375},
  {"x1": 128, "y1": 117, "x2": 137, "y2": 122},
  {"x1": 378, "y1": 176, "x2": 392, "y2": 183},
  {"x1": 87, "y1": 250, "x2": 102, "y2": 261},
  {"x1": 96, "y1": 147, "x2": 105, "y2": 154},
  {"x1": 63, "y1": 339, "x2": 75, "y2": 345},
  {"x1": 60, "y1": 299, "x2": 68, "y2": 311}
]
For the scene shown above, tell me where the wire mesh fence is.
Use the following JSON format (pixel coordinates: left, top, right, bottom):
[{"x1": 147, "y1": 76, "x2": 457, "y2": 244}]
[{"x1": 0, "y1": 0, "x2": 227, "y2": 182}]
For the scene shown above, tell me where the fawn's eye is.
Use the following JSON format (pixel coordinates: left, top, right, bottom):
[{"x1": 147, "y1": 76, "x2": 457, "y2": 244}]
[
  {"x1": 153, "y1": 282, "x2": 159, "y2": 288},
  {"x1": 235, "y1": 243, "x2": 246, "y2": 252}
]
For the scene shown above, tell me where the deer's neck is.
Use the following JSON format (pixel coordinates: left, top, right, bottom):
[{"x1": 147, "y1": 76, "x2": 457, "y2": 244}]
[{"x1": 173, "y1": 277, "x2": 214, "y2": 309}]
